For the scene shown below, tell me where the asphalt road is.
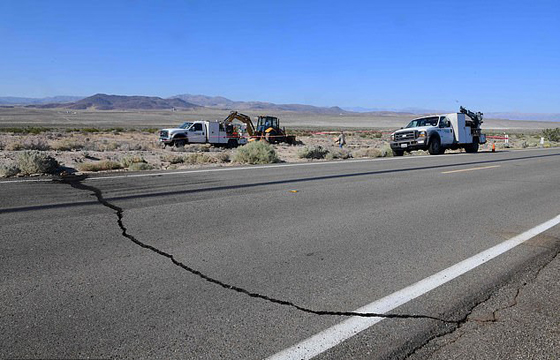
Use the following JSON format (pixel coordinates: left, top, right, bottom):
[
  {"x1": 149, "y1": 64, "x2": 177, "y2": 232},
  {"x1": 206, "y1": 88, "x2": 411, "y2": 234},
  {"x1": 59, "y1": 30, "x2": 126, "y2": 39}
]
[{"x1": 1, "y1": 148, "x2": 559, "y2": 359}]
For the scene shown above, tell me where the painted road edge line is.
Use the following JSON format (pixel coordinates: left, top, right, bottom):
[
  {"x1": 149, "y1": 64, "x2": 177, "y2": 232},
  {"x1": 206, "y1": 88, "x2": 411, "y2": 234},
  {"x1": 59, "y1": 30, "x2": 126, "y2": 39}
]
[
  {"x1": 267, "y1": 214, "x2": 560, "y2": 360},
  {"x1": 441, "y1": 165, "x2": 501, "y2": 174}
]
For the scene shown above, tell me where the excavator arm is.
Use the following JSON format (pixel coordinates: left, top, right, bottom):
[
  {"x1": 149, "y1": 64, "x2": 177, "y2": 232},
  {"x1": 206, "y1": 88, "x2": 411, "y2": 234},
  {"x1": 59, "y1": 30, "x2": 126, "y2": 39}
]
[{"x1": 222, "y1": 111, "x2": 256, "y2": 137}]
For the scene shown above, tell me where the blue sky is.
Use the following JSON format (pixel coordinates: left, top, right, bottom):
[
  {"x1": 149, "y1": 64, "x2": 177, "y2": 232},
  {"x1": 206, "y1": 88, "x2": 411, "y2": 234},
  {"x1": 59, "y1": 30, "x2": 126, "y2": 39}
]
[{"x1": 1, "y1": 0, "x2": 559, "y2": 112}]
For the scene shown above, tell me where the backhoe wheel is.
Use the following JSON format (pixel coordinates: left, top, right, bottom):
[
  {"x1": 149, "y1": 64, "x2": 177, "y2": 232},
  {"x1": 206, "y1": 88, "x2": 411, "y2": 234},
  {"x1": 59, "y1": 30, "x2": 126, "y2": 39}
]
[
  {"x1": 392, "y1": 149, "x2": 404, "y2": 156},
  {"x1": 428, "y1": 137, "x2": 442, "y2": 155},
  {"x1": 265, "y1": 131, "x2": 276, "y2": 143}
]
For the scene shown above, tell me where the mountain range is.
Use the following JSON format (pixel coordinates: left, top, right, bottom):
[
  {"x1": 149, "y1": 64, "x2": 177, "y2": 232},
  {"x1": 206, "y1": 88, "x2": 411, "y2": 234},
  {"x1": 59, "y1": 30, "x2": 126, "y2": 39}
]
[{"x1": 1, "y1": 93, "x2": 559, "y2": 121}]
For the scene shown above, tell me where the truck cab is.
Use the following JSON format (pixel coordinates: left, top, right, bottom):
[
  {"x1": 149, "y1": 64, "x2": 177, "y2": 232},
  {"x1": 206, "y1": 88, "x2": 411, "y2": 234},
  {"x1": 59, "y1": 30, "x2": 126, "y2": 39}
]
[{"x1": 390, "y1": 108, "x2": 486, "y2": 156}]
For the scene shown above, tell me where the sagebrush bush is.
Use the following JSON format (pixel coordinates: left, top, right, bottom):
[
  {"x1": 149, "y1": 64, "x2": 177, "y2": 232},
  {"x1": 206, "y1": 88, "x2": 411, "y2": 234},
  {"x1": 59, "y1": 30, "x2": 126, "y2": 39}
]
[
  {"x1": 128, "y1": 162, "x2": 153, "y2": 171},
  {"x1": 297, "y1": 145, "x2": 329, "y2": 159},
  {"x1": 162, "y1": 154, "x2": 185, "y2": 164},
  {"x1": 0, "y1": 163, "x2": 20, "y2": 177},
  {"x1": 121, "y1": 155, "x2": 146, "y2": 167},
  {"x1": 354, "y1": 147, "x2": 382, "y2": 158},
  {"x1": 7, "y1": 138, "x2": 50, "y2": 151},
  {"x1": 233, "y1": 141, "x2": 279, "y2": 164},
  {"x1": 542, "y1": 128, "x2": 560, "y2": 142},
  {"x1": 78, "y1": 160, "x2": 122, "y2": 172},
  {"x1": 51, "y1": 139, "x2": 84, "y2": 151},
  {"x1": 326, "y1": 148, "x2": 352, "y2": 160},
  {"x1": 16, "y1": 151, "x2": 59, "y2": 175},
  {"x1": 354, "y1": 146, "x2": 393, "y2": 158},
  {"x1": 183, "y1": 153, "x2": 217, "y2": 165}
]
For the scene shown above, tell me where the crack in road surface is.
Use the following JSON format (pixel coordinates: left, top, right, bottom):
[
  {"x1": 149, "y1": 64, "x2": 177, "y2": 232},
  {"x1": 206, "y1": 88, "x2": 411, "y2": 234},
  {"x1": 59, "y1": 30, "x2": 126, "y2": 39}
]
[
  {"x1": 404, "y1": 248, "x2": 560, "y2": 360},
  {"x1": 59, "y1": 176, "x2": 459, "y2": 324}
]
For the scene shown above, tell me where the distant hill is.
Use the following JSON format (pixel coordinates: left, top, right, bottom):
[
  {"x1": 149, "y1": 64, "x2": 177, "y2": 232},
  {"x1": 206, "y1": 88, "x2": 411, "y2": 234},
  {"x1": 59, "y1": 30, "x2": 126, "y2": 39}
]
[
  {"x1": 0, "y1": 96, "x2": 84, "y2": 105},
  {"x1": 171, "y1": 94, "x2": 347, "y2": 114},
  {"x1": 27, "y1": 94, "x2": 199, "y2": 110}
]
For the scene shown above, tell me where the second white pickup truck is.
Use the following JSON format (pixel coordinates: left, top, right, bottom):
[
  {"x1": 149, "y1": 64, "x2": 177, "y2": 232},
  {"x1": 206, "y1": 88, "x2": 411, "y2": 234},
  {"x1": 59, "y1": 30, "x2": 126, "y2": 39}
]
[{"x1": 159, "y1": 120, "x2": 248, "y2": 148}]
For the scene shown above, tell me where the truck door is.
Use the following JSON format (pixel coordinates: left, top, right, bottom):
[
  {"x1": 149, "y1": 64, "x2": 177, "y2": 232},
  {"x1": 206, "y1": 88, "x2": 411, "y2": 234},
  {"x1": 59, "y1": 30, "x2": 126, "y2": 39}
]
[
  {"x1": 188, "y1": 123, "x2": 206, "y2": 143},
  {"x1": 438, "y1": 116, "x2": 454, "y2": 145}
]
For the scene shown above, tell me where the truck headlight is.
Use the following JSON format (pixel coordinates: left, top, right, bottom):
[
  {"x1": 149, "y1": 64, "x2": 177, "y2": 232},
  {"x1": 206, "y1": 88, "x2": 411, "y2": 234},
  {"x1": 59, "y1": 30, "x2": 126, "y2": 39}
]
[
  {"x1": 391, "y1": 133, "x2": 395, "y2": 141},
  {"x1": 418, "y1": 131, "x2": 426, "y2": 138}
]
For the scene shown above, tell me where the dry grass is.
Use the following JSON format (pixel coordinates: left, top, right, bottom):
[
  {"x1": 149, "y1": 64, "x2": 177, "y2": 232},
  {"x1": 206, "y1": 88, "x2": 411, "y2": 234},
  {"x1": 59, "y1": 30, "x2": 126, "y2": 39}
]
[{"x1": 78, "y1": 160, "x2": 122, "y2": 172}]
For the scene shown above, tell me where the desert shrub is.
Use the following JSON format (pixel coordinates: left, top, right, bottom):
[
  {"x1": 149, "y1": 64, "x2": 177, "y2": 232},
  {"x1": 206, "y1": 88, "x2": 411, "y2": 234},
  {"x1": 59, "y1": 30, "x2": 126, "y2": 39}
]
[
  {"x1": 142, "y1": 128, "x2": 159, "y2": 134},
  {"x1": 359, "y1": 131, "x2": 383, "y2": 139},
  {"x1": 542, "y1": 128, "x2": 560, "y2": 142},
  {"x1": 354, "y1": 145, "x2": 393, "y2": 158},
  {"x1": 16, "y1": 151, "x2": 59, "y2": 175},
  {"x1": 78, "y1": 160, "x2": 122, "y2": 172},
  {"x1": 326, "y1": 148, "x2": 352, "y2": 160},
  {"x1": 51, "y1": 139, "x2": 85, "y2": 151},
  {"x1": 354, "y1": 147, "x2": 382, "y2": 158},
  {"x1": 380, "y1": 145, "x2": 393, "y2": 157},
  {"x1": 121, "y1": 155, "x2": 146, "y2": 167},
  {"x1": 80, "y1": 128, "x2": 100, "y2": 133},
  {"x1": 184, "y1": 144, "x2": 211, "y2": 152},
  {"x1": 297, "y1": 145, "x2": 329, "y2": 159},
  {"x1": 0, "y1": 163, "x2": 20, "y2": 177},
  {"x1": 128, "y1": 162, "x2": 153, "y2": 171},
  {"x1": 91, "y1": 140, "x2": 120, "y2": 151},
  {"x1": 183, "y1": 153, "x2": 217, "y2": 165},
  {"x1": 119, "y1": 143, "x2": 148, "y2": 151},
  {"x1": 233, "y1": 141, "x2": 279, "y2": 164},
  {"x1": 213, "y1": 152, "x2": 230, "y2": 163},
  {"x1": 1, "y1": 127, "x2": 51, "y2": 134},
  {"x1": 162, "y1": 154, "x2": 185, "y2": 164},
  {"x1": 9, "y1": 138, "x2": 51, "y2": 151}
]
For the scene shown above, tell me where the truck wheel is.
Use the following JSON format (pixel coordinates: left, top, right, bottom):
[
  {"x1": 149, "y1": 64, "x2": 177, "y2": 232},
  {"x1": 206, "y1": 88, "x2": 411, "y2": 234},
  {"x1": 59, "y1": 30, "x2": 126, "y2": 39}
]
[
  {"x1": 428, "y1": 137, "x2": 442, "y2": 155},
  {"x1": 392, "y1": 149, "x2": 404, "y2": 156},
  {"x1": 227, "y1": 139, "x2": 238, "y2": 148},
  {"x1": 174, "y1": 139, "x2": 186, "y2": 147},
  {"x1": 465, "y1": 138, "x2": 479, "y2": 153}
]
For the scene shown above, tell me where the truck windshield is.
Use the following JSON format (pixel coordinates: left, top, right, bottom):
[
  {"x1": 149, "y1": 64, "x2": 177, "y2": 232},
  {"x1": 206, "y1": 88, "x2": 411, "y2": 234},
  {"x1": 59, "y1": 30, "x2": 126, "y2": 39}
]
[
  {"x1": 405, "y1": 117, "x2": 439, "y2": 128},
  {"x1": 179, "y1": 122, "x2": 193, "y2": 129}
]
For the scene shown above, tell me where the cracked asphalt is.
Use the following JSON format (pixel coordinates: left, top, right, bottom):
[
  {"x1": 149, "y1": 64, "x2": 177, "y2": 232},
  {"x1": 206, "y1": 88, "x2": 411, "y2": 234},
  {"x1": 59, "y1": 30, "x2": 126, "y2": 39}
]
[{"x1": 1, "y1": 148, "x2": 559, "y2": 359}]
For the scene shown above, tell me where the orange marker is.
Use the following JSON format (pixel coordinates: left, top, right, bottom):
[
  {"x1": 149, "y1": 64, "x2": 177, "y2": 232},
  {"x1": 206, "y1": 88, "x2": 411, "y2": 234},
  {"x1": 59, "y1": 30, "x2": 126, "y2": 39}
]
[{"x1": 492, "y1": 143, "x2": 496, "y2": 152}]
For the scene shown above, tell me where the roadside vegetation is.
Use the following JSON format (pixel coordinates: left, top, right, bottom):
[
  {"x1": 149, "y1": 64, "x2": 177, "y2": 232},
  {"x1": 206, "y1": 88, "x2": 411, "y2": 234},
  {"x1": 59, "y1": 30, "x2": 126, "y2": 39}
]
[
  {"x1": 0, "y1": 126, "x2": 558, "y2": 177},
  {"x1": 233, "y1": 141, "x2": 279, "y2": 164}
]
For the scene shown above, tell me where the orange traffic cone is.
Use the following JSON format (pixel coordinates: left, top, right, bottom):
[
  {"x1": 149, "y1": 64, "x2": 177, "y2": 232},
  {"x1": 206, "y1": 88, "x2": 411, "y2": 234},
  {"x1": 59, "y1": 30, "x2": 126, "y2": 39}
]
[{"x1": 492, "y1": 143, "x2": 496, "y2": 152}]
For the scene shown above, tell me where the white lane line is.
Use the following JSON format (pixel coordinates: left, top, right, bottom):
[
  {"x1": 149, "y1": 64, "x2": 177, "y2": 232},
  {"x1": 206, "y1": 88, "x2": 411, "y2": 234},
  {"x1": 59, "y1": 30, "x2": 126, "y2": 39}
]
[
  {"x1": 0, "y1": 179, "x2": 52, "y2": 184},
  {"x1": 267, "y1": 214, "x2": 560, "y2": 360}
]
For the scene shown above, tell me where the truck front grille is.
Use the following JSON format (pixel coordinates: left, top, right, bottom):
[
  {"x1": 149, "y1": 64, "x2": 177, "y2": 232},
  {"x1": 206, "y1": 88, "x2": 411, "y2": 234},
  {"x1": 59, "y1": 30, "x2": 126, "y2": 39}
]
[
  {"x1": 395, "y1": 130, "x2": 415, "y2": 141},
  {"x1": 159, "y1": 130, "x2": 169, "y2": 139}
]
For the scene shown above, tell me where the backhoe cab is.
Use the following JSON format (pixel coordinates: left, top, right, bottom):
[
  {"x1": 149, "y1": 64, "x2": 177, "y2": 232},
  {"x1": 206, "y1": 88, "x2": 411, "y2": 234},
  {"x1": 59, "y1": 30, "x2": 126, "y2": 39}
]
[{"x1": 254, "y1": 115, "x2": 296, "y2": 144}]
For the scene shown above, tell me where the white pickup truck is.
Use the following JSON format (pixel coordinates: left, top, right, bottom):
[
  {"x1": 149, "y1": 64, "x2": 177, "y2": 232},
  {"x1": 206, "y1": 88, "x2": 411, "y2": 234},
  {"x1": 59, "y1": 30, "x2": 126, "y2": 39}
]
[
  {"x1": 159, "y1": 120, "x2": 248, "y2": 148},
  {"x1": 389, "y1": 107, "x2": 487, "y2": 156}
]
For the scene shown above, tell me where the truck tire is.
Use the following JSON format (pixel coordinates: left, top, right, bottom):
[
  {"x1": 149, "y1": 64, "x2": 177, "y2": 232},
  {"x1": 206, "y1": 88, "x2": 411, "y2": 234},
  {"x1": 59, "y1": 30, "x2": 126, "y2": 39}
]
[
  {"x1": 465, "y1": 138, "x2": 479, "y2": 153},
  {"x1": 392, "y1": 149, "x2": 404, "y2": 156},
  {"x1": 227, "y1": 139, "x2": 238, "y2": 148},
  {"x1": 428, "y1": 136, "x2": 442, "y2": 155},
  {"x1": 174, "y1": 139, "x2": 186, "y2": 147}
]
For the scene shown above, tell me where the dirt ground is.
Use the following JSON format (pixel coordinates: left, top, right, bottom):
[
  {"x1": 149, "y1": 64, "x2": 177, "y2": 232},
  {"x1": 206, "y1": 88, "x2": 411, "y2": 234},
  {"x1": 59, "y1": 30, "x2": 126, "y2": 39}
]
[{"x1": 0, "y1": 128, "x2": 556, "y2": 177}]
